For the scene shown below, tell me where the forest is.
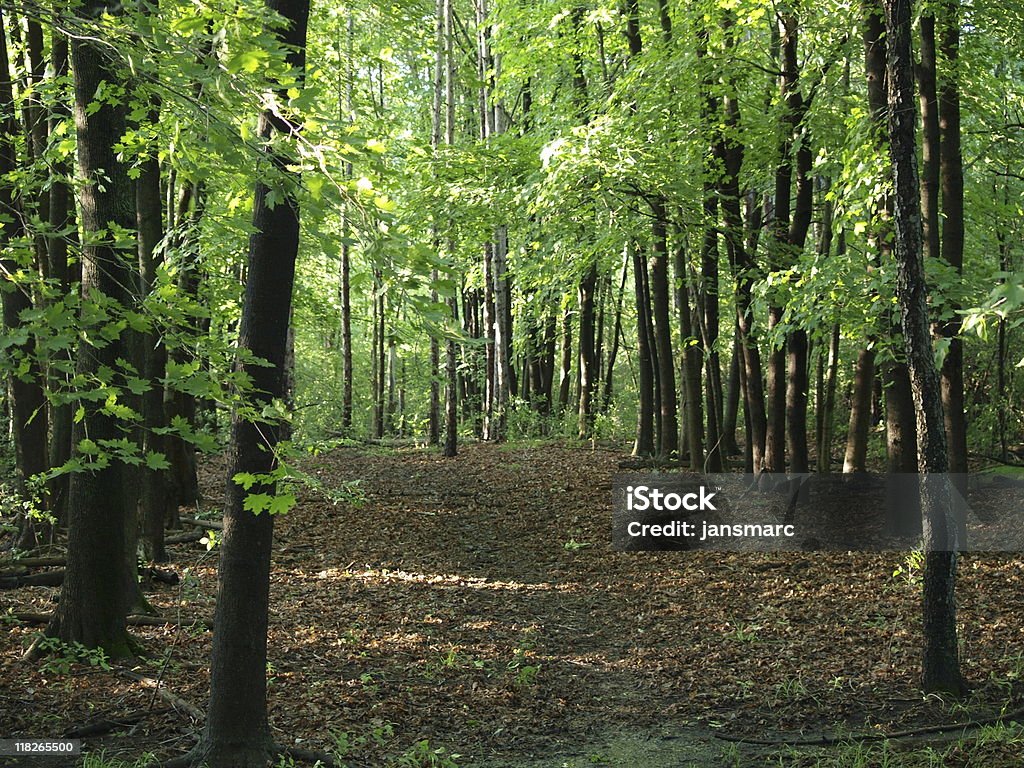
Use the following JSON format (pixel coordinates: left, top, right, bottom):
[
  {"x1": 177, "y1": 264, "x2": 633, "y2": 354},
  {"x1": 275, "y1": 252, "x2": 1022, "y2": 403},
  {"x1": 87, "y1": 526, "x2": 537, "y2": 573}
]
[{"x1": 1, "y1": 0, "x2": 1023, "y2": 764}]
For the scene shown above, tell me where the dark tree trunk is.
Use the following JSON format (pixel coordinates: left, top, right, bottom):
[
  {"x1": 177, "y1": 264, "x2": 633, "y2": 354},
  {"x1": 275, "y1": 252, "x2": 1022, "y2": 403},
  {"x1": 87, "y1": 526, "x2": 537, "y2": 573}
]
[
  {"x1": 188, "y1": 0, "x2": 311, "y2": 763},
  {"x1": 632, "y1": 245, "x2": 655, "y2": 456},
  {"x1": 843, "y1": 348, "x2": 876, "y2": 473},
  {"x1": 46, "y1": 30, "x2": 76, "y2": 526},
  {"x1": 937, "y1": 1, "x2": 967, "y2": 498},
  {"x1": 602, "y1": 253, "x2": 628, "y2": 411},
  {"x1": 722, "y1": 328, "x2": 742, "y2": 456},
  {"x1": 718, "y1": 16, "x2": 767, "y2": 472},
  {"x1": 816, "y1": 324, "x2": 841, "y2": 473},
  {"x1": 648, "y1": 204, "x2": 677, "y2": 457},
  {"x1": 137, "y1": 101, "x2": 168, "y2": 564},
  {"x1": 44, "y1": 0, "x2": 139, "y2": 657},
  {"x1": 340, "y1": 212, "x2": 353, "y2": 433},
  {"x1": 883, "y1": 0, "x2": 965, "y2": 696},
  {"x1": 0, "y1": 14, "x2": 49, "y2": 550},
  {"x1": 557, "y1": 308, "x2": 572, "y2": 413},
  {"x1": 577, "y1": 262, "x2": 598, "y2": 438},
  {"x1": 676, "y1": 241, "x2": 703, "y2": 471},
  {"x1": 165, "y1": 184, "x2": 203, "y2": 520}
]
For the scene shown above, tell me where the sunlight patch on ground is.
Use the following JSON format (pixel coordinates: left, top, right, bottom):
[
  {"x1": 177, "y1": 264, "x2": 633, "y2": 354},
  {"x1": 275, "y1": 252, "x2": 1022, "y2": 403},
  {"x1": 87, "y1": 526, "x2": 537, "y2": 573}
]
[{"x1": 315, "y1": 566, "x2": 580, "y2": 593}]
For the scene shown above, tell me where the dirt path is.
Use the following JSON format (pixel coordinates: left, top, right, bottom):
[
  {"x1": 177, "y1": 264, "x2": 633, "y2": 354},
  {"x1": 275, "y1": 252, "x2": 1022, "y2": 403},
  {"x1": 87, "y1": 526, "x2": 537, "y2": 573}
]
[{"x1": 2, "y1": 442, "x2": 1024, "y2": 766}]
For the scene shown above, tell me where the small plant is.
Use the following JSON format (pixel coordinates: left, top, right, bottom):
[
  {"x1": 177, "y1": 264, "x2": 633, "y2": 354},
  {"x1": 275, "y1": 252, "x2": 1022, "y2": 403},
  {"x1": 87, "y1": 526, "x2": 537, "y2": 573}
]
[
  {"x1": 331, "y1": 722, "x2": 395, "y2": 766},
  {"x1": 563, "y1": 538, "x2": 591, "y2": 551},
  {"x1": 892, "y1": 549, "x2": 925, "y2": 587},
  {"x1": 771, "y1": 677, "x2": 809, "y2": 707},
  {"x1": 505, "y1": 643, "x2": 541, "y2": 690},
  {"x1": 33, "y1": 636, "x2": 112, "y2": 675},
  {"x1": 728, "y1": 623, "x2": 761, "y2": 643},
  {"x1": 392, "y1": 739, "x2": 460, "y2": 768}
]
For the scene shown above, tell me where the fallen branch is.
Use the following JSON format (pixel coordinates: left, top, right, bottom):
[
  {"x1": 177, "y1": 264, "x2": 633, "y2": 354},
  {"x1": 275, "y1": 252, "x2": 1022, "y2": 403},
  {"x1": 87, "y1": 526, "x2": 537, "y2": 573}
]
[
  {"x1": 64, "y1": 707, "x2": 171, "y2": 738},
  {"x1": 179, "y1": 516, "x2": 224, "y2": 531},
  {"x1": 10, "y1": 612, "x2": 212, "y2": 630},
  {"x1": 121, "y1": 670, "x2": 205, "y2": 722},
  {"x1": 166, "y1": 530, "x2": 208, "y2": 545},
  {"x1": 714, "y1": 704, "x2": 1024, "y2": 747},
  {"x1": 0, "y1": 570, "x2": 64, "y2": 588},
  {"x1": 0, "y1": 555, "x2": 66, "y2": 568}
]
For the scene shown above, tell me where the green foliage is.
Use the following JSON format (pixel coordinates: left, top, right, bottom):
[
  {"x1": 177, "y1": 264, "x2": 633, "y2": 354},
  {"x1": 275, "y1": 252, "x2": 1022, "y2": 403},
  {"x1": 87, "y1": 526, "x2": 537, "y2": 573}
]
[
  {"x1": 32, "y1": 636, "x2": 113, "y2": 675},
  {"x1": 892, "y1": 549, "x2": 925, "y2": 588}
]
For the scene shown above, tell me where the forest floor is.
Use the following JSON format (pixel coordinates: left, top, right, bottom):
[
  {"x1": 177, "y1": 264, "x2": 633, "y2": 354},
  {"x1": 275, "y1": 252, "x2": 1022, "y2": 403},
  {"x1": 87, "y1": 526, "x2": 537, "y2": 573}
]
[{"x1": 3, "y1": 441, "x2": 1024, "y2": 767}]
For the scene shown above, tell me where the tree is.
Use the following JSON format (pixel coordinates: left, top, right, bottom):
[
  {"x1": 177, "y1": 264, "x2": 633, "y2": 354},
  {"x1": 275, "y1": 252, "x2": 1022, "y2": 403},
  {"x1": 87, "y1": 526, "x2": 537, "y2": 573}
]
[
  {"x1": 883, "y1": 0, "x2": 965, "y2": 695},
  {"x1": 41, "y1": 0, "x2": 141, "y2": 658},
  {"x1": 182, "y1": 0, "x2": 312, "y2": 761},
  {"x1": 0, "y1": 10, "x2": 49, "y2": 549}
]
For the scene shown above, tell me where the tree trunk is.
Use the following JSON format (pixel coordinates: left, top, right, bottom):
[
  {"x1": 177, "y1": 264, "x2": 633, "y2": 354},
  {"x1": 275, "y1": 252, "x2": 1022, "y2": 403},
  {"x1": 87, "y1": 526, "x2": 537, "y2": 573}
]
[
  {"x1": 648, "y1": 205, "x2": 677, "y2": 456},
  {"x1": 557, "y1": 307, "x2": 572, "y2": 413},
  {"x1": 45, "y1": 0, "x2": 139, "y2": 657},
  {"x1": 843, "y1": 347, "x2": 876, "y2": 473},
  {"x1": 937, "y1": 0, "x2": 967, "y2": 501},
  {"x1": 632, "y1": 244, "x2": 655, "y2": 456},
  {"x1": 883, "y1": 0, "x2": 964, "y2": 696},
  {"x1": 189, "y1": 0, "x2": 310, "y2": 762},
  {"x1": 676, "y1": 240, "x2": 703, "y2": 471},
  {"x1": 137, "y1": 93, "x2": 168, "y2": 564},
  {"x1": 46, "y1": 30, "x2": 76, "y2": 526},
  {"x1": 816, "y1": 324, "x2": 841, "y2": 473},
  {"x1": 577, "y1": 262, "x2": 598, "y2": 438},
  {"x1": 722, "y1": 328, "x2": 742, "y2": 456},
  {"x1": 719, "y1": 16, "x2": 766, "y2": 473},
  {"x1": 0, "y1": 14, "x2": 49, "y2": 550}
]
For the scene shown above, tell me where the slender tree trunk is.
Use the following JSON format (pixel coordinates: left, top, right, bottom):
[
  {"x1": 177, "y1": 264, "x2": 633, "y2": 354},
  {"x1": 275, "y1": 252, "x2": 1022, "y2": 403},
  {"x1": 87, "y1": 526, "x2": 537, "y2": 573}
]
[
  {"x1": 719, "y1": 15, "x2": 767, "y2": 472},
  {"x1": 676, "y1": 240, "x2": 703, "y2": 471},
  {"x1": 816, "y1": 324, "x2": 841, "y2": 473},
  {"x1": 937, "y1": 0, "x2": 967, "y2": 501},
  {"x1": 883, "y1": 0, "x2": 964, "y2": 696},
  {"x1": 722, "y1": 328, "x2": 742, "y2": 456},
  {"x1": 602, "y1": 251, "x2": 628, "y2": 411},
  {"x1": 0, "y1": 14, "x2": 48, "y2": 550},
  {"x1": 189, "y1": 0, "x2": 311, "y2": 762},
  {"x1": 557, "y1": 307, "x2": 572, "y2": 413},
  {"x1": 632, "y1": 244, "x2": 655, "y2": 456},
  {"x1": 137, "y1": 91, "x2": 168, "y2": 564},
  {"x1": 843, "y1": 348, "x2": 876, "y2": 473},
  {"x1": 47, "y1": 30, "x2": 76, "y2": 526},
  {"x1": 648, "y1": 205, "x2": 677, "y2": 456},
  {"x1": 577, "y1": 262, "x2": 598, "y2": 438},
  {"x1": 44, "y1": 0, "x2": 139, "y2": 657}
]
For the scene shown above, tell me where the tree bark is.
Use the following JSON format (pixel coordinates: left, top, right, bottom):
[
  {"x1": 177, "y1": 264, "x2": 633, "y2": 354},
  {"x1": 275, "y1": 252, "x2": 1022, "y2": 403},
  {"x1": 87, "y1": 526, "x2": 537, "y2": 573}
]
[
  {"x1": 648, "y1": 204, "x2": 677, "y2": 456},
  {"x1": 187, "y1": 0, "x2": 311, "y2": 762},
  {"x1": 0, "y1": 14, "x2": 49, "y2": 550},
  {"x1": 632, "y1": 244, "x2": 655, "y2": 456},
  {"x1": 45, "y1": 0, "x2": 139, "y2": 657},
  {"x1": 883, "y1": 0, "x2": 965, "y2": 696},
  {"x1": 937, "y1": 0, "x2": 967, "y2": 500},
  {"x1": 843, "y1": 347, "x2": 876, "y2": 473}
]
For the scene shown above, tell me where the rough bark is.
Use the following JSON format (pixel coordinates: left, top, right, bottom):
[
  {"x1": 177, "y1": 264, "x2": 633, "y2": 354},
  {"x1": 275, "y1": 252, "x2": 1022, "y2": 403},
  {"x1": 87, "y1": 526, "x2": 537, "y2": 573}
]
[
  {"x1": 883, "y1": 0, "x2": 965, "y2": 696},
  {"x1": 187, "y1": 0, "x2": 311, "y2": 762},
  {"x1": 632, "y1": 244, "x2": 655, "y2": 456},
  {"x1": 937, "y1": 0, "x2": 967, "y2": 496},
  {"x1": 648, "y1": 205, "x2": 677, "y2": 457},
  {"x1": 0, "y1": 13, "x2": 49, "y2": 550},
  {"x1": 843, "y1": 347, "x2": 876, "y2": 473},
  {"x1": 45, "y1": 0, "x2": 139, "y2": 657}
]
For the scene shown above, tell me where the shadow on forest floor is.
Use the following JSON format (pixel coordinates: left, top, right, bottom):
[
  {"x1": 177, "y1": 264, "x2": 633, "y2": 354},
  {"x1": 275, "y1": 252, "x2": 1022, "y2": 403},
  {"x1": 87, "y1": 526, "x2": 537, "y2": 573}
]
[{"x1": 2, "y1": 441, "x2": 1024, "y2": 766}]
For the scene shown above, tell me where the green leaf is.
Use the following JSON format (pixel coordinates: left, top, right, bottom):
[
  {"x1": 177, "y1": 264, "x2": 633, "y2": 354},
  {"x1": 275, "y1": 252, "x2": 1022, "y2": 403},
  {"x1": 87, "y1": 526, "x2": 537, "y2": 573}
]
[
  {"x1": 243, "y1": 493, "x2": 273, "y2": 514},
  {"x1": 144, "y1": 451, "x2": 171, "y2": 471},
  {"x1": 233, "y1": 472, "x2": 258, "y2": 490},
  {"x1": 267, "y1": 493, "x2": 296, "y2": 515}
]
